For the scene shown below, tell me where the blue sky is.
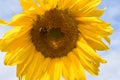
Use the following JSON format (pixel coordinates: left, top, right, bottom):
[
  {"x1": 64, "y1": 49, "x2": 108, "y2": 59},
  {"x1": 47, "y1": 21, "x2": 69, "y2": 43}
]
[{"x1": 0, "y1": 0, "x2": 120, "y2": 80}]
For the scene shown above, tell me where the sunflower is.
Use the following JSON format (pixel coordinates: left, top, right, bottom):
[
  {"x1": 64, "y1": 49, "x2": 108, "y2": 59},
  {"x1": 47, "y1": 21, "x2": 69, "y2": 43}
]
[{"x1": 0, "y1": 0, "x2": 113, "y2": 80}]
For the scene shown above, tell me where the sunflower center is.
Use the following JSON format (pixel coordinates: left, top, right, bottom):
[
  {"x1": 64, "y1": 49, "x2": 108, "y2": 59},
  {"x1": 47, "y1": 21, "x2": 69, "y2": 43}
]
[
  {"x1": 48, "y1": 28, "x2": 63, "y2": 40},
  {"x1": 31, "y1": 9, "x2": 79, "y2": 58}
]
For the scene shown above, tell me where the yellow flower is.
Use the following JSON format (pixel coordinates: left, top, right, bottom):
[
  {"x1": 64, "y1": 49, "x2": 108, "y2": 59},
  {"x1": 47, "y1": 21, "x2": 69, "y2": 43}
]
[{"x1": 0, "y1": 0, "x2": 113, "y2": 80}]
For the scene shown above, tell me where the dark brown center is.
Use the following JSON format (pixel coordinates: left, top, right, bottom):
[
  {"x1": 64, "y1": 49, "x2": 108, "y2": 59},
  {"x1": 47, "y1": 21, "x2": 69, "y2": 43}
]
[{"x1": 31, "y1": 9, "x2": 79, "y2": 58}]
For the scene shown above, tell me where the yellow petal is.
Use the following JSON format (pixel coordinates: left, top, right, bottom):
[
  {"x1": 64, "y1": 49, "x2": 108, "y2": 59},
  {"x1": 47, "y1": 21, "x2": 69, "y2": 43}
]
[
  {"x1": 1, "y1": 13, "x2": 35, "y2": 26},
  {"x1": 78, "y1": 23, "x2": 113, "y2": 38},
  {"x1": 86, "y1": 36, "x2": 109, "y2": 50},
  {"x1": 58, "y1": 0, "x2": 77, "y2": 10},
  {"x1": 37, "y1": 58, "x2": 51, "y2": 79},
  {"x1": 48, "y1": 0, "x2": 58, "y2": 9},
  {"x1": 0, "y1": 19, "x2": 6, "y2": 25},
  {"x1": 70, "y1": 0, "x2": 90, "y2": 12},
  {"x1": 36, "y1": 0, "x2": 57, "y2": 10},
  {"x1": 17, "y1": 50, "x2": 34, "y2": 77},
  {"x1": 79, "y1": 24, "x2": 112, "y2": 50},
  {"x1": 0, "y1": 27, "x2": 22, "y2": 51},
  {"x1": 8, "y1": 13, "x2": 34, "y2": 26},
  {"x1": 36, "y1": 0, "x2": 46, "y2": 9},
  {"x1": 25, "y1": 53, "x2": 40, "y2": 80},
  {"x1": 61, "y1": 57, "x2": 69, "y2": 80},
  {"x1": 68, "y1": 52, "x2": 86, "y2": 80},
  {"x1": 76, "y1": 17, "x2": 103, "y2": 23},
  {"x1": 62, "y1": 56, "x2": 75, "y2": 80},
  {"x1": 78, "y1": 27, "x2": 109, "y2": 50},
  {"x1": 2, "y1": 27, "x2": 21, "y2": 39},
  {"x1": 48, "y1": 59, "x2": 62, "y2": 80},
  {"x1": 74, "y1": 48, "x2": 100, "y2": 75},
  {"x1": 79, "y1": 0, "x2": 101, "y2": 14},
  {"x1": 4, "y1": 41, "x2": 33, "y2": 65},
  {"x1": 77, "y1": 36, "x2": 107, "y2": 63},
  {"x1": 20, "y1": 0, "x2": 38, "y2": 10},
  {"x1": 53, "y1": 59, "x2": 62, "y2": 80},
  {"x1": 26, "y1": 52, "x2": 44, "y2": 80},
  {"x1": 39, "y1": 72, "x2": 50, "y2": 80},
  {"x1": 71, "y1": 0, "x2": 101, "y2": 16},
  {"x1": 86, "y1": 9, "x2": 105, "y2": 17},
  {"x1": 0, "y1": 26, "x2": 31, "y2": 52},
  {"x1": 104, "y1": 36, "x2": 110, "y2": 44}
]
